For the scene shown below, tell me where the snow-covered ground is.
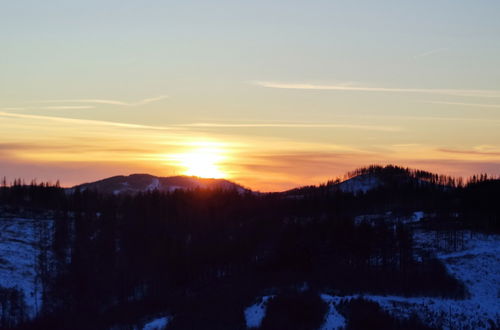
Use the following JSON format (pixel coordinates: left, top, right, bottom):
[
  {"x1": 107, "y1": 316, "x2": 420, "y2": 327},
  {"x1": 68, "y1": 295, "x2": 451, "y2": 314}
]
[
  {"x1": 142, "y1": 316, "x2": 171, "y2": 330},
  {"x1": 0, "y1": 216, "x2": 53, "y2": 318},
  {"x1": 244, "y1": 295, "x2": 274, "y2": 328},
  {"x1": 337, "y1": 174, "x2": 382, "y2": 195},
  {"x1": 319, "y1": 230, "x2": 500, "y2": 330},
  {"x1": 146, "y1": 178, "x2": 161, "y2": 192},
  {"x1": 354, "y1": 211, "x2": 426, "y2": 226},
  {"x1": 319, "y1": 294, "x2": 346, "y2": 330}
]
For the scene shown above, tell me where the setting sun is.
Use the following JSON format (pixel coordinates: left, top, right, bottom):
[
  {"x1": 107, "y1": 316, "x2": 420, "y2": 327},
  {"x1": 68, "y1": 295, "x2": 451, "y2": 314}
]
[{"x1": 167, "y1": 143, "x2": 228, "y2": 178}]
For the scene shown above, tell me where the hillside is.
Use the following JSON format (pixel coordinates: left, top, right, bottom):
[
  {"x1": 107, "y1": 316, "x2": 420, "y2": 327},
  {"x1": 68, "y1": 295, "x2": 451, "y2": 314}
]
[
  {"x1": 71, "y1": 174, "x2": 249, "y2": 195},
  {"x1": 0, "y1": 165, "x2": 499, "y2": 329}
]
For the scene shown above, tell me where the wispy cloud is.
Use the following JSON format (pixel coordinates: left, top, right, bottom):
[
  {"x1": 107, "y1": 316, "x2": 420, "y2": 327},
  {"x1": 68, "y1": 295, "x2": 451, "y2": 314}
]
[
  {"x1": 34, "y1": 95, "x2": 169, "y2": 107},
  {"x1": 39, "y1": 105, "x2": 96, "y2": 110},
  {"x1": 337, "y1": 113, "x2": 500, "y2": 124},
  {"x1": 0, "y1": 142, "x2": 159, "y2": 155},
  {"x1": 181, "y1": 122, "x2": 401, "y2": 132},
  {"x1": 413, "y1": 47, "x2": 448, "y2": 59},
  {"x1": 254, "y1": 81, "x2": 500, "y2": 98},
  {"x1": 2, "y1": 106, "x2": 96, "y2": 111},
  {"x1": 0, "y1": 111, "x2": 178, "y2": 130},
  {"x1": 438, "y1": 148, "x2": 500, "y2": 157},
  {"x1": 423, "y1": 101, "x2": 500, "y2": 109}
]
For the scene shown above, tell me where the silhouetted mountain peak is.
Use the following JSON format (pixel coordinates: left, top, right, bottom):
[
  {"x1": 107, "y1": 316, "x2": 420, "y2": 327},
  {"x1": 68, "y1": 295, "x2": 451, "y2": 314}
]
[
  {"x1": 332, "y1": 165, "x2": 457, "y2": 194},
  {"x1": 71, "y1": 174, "x2": 249, "y2": 195}
]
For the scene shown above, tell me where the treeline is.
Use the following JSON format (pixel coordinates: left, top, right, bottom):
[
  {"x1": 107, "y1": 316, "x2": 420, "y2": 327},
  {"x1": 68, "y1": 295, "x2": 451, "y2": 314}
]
[
  {"x1": 0, "y1": 166, "x2": 498, "y2": 328},
  {"x1": 0, "y1": 179, "x2": 64, "y2": 210},
  {"x1": 0, "y1": 288, "x2": 27, "y2": 329},
  {"x1": 286, "y1": 165, "x2": 500, "y2": 233},
  {"x1": 3, "y1": 187, "x2": 465, "y2": 329},
  {"x1": 342, "y1": 165, "x2": 496, "y2": 188}
]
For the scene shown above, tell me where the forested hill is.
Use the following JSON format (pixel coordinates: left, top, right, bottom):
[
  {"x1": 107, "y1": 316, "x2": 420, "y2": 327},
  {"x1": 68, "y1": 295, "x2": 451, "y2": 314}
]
[
  {"x1": 284, "y1": 164, "x2": 495, "y2": 195},
  {"x1": 71, "y1": 173, "x2": 249, "y2": 195},
  {"x1": 0, "y1": 165, "x2": 499, "y2": 329}
]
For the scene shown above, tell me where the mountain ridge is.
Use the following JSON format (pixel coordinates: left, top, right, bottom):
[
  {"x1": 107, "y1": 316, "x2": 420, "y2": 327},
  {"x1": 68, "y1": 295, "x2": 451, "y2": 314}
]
[
  {"x1": 67, "y1": 165, "x2": 495, "y2": 195},
  {"x1": 71, "y1": 173, "x2": 249, "y2": 195}
]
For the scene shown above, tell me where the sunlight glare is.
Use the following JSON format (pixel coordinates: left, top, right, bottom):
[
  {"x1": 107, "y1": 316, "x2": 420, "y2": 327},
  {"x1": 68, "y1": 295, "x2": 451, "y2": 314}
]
[{"x1": 168, "y1": 142, "x2": 228, "y2": 178}]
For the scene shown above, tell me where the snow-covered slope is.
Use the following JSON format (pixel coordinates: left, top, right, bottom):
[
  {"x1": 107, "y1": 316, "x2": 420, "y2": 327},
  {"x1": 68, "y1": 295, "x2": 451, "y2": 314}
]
[
  {"x1": 336, "y1": 174, "x2": 383, "y2": 194},
  {"x1": 71, "y1": 174, "x2": 249, "y2": 195},
  {"x1": 244, "y1": 295, "x2": 274, "y2": 328},
  {"x1": 142, "y1": 315, "x2": 171, "y2": 330},
  {"x1": 0, "y1": 215, "x2": 53, "y2": 318},
  {"x1": 319, "y1": 294, "x2": 346, "y2": 330},
  {"x1": 319, "y1": 231, "x2": 500, "y2": 329},
  {"x1": 354, "y1": 211, "x2": 426, "y2": 225}
]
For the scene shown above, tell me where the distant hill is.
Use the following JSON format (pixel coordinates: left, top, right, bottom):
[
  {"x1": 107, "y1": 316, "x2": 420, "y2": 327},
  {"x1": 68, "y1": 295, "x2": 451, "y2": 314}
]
[
  {"x1": 335, "y1": 173, "x2": 384, "y2": 194},
  {"x1": 334, "y1": 165, "x2": 449, "y2": 194},
  {"x1": 284, "y1": 165, "x2": 460, "y2": 196},
  {"x1": 70, "y1": 174, "x2": 249, "y2": 195}
]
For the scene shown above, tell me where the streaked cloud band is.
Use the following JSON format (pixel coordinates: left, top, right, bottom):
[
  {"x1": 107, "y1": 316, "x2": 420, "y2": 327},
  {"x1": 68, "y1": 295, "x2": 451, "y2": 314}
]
[
  {"x1": 254, "y1": 81, "x2": 500, "y2": 98},
  {"x1": 182, "y1": 122, "x2": 401, "y2": 132},
  {"x1": 34, "y1": 95, "x2": 169, "y2": 107},
  {"x1": 423, "y1": 101, "x2": 500, "y2": 109}
]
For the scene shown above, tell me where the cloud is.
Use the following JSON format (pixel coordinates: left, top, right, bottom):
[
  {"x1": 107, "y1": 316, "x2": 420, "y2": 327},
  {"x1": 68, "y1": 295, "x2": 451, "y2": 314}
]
[
  {"x1": 34, "y1": 95, "x2": 169, "y2": 107},
  {"x1": 39, "y1": 105, "x2": 96, "y2": 110},
  {"x1": 0, "y1": 142, "x2": 159, "y2": 155},
  {"x1": 0, "y1": 107, "x2": 27, "y2": 111},
  {"x1": 254, "y1": 81, "x2": 500, "y2": 98},
  {"x1": 407, "y1": 159, "x2": 500, "y2": 178},
  {"x1": 438, "y1": 148, "x2": 500, "y2": 157},
  {"x1": 2, "y1": 95, "x2": 168, "y2": 112},
  {"x1": 413, "y1": 47, "x2": 448, "y2": 59},
  {"x1": 0, "y1": 111, "x2": 179, "y2": 131},
  {"x1": 423, "y1": 101, "x2": 500, "y2": 109},
  {"x1": 182, "y1": 122, "x2": 401, "y2": 132},
  {"x1": 2, "y1": 106, "x2": 96, "y2": 111},
  {"x1": 339, "y1": 113, "x2": 500, "y2": 124}
]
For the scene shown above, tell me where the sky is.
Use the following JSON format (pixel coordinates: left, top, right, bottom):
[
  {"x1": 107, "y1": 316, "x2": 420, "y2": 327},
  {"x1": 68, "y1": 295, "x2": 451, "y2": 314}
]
[{"x1": 1, "y1": 0, "x2": 500, "y2": 191}]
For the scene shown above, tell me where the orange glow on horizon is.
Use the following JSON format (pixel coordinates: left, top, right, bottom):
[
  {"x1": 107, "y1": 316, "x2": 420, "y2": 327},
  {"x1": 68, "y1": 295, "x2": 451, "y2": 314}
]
[
  {"x1": 164, "y1": 142, "x2": 229, "y2": 179},
  {"x1": 1, "y1": 112, "x2": 500, "y2": 192}
]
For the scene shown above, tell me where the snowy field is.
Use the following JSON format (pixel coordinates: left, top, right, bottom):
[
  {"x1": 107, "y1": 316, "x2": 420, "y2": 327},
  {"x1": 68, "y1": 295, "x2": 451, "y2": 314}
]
[
  {"x1": 2, "y1": 210, "x2": 498, "y2": 329},
  {"x1": 242, "y1": 229, "x2": 499, "y2": 330},
  {"x1": 0, "y1": 216, "x2": 53, "y2": 318},
  {"x1": 244, "y1": 295, "x2": 275, "y2": 328},
  {"x1": 142, "y1": 316, "x2": 171, "y2": 330},
  {"x1": 318, "y1": 230, "x2": 500, "y2": 330}
]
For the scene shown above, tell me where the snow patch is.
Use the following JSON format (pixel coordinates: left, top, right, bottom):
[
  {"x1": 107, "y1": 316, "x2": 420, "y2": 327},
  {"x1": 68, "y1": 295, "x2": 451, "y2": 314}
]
[
  {"x1": 355, "y1": 211, "x2": 426, "y2": 226},
  {"x1": 319, "y1": 294, "x2": 346, "y2": 330},
  {"x1": 146, "y1": 178, "x2": 160, "y2": 192},
  {"x1": 0, "y1": 217, "x2": 54, "y2": 318},
  {"x1": 142, "y1": 316, "x2": 171, "y2": 330},
  {"x1": 321, "y1": 231, "x2": 500, "y2": 329},
  {"x1": 337, "y1": 174, "x2": 382, "y2": 194},
  {"x1": 411, "y1": 211, "x2": 425, "y2": 222},
  {"x1": 244, "y1": 295, "x2": 274, "y2": 328}
]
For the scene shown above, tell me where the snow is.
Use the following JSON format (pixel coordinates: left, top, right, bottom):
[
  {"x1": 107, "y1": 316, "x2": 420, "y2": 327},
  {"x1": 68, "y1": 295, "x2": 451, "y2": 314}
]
[
  {"x1": 146, "y1": 178, "x2": 160, "y2": 192},
  {"x1": 244, "y1": 295, "x2": 274, "y2": 328},
  {"x1": 355, "y1": 211, "x2": 426, "y2": 225},
  {"x1": 142, "y1": 316, "x2": 171, "y2": 330},
  {"x1": 411, "y1": 211, "x2": 425, "y2": 222},
  {"x1": 320, "y1": 231, "x2": 500, "y2": 329},
  {"x1": 319, "y1": 294, "x2": 346, "y2": 330},
  {"x1": 337, "y1": 174, "x2": 382, "y2": 194},
  {"x1": 0, "y1": 216, "x2": 53, "y2": 318}
]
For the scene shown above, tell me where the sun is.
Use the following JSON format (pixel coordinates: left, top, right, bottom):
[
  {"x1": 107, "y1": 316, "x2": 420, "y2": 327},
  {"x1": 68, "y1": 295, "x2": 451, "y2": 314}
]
[
  {"x1": 180, "y1": 148, "x2": 225, "y2": 178},
  {"x1": 168, "y1": 143, "x2": 228, "y2": 178}
]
